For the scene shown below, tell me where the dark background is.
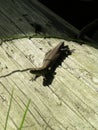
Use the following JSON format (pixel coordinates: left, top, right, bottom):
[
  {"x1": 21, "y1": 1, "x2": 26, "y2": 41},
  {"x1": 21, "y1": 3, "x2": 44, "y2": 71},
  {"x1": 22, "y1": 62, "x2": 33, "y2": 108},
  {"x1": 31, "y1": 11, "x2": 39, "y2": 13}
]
[{"x1": 39, "y1": 0, "x2": 98, "y2": 30}]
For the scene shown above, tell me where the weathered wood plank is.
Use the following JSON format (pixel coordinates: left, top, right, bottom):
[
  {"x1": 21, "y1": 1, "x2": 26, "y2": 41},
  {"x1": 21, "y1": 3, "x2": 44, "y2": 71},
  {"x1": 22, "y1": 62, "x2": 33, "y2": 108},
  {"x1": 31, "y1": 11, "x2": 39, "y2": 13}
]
[
  {"x1": 0, "y1": 0, "x2": 78, "y2": 40},
  {"x1": 0, "y1": 38, "x2": 98, "y2": 130},
  {"x1": 0, "y1": 0, "x2": 98, "y2": 130}
]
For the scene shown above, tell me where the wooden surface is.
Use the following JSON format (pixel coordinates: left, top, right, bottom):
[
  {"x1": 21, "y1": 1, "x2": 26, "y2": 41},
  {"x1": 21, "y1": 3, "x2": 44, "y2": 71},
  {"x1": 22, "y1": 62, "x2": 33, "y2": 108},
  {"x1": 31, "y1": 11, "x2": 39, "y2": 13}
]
[
  {"x1": 0, "y1": 0, "x2": 98, "y2": 130},
  {"x1": 0, "y1": 38, "x2": 98, "y2": 130},
  {"x1": 0, "y1": 0, "x2": 79, "y2": 40}
]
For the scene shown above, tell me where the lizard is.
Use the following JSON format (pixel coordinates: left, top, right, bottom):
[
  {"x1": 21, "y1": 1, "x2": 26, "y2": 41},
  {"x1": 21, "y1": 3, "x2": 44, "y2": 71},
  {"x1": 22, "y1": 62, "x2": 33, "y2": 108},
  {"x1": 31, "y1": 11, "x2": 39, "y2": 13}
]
[
  {"x1": 29, "y1": 41, "x2": 71, "y2": 80},
  {"x1": 0, "y1": 42, "x2": 71, "y2": 80}
]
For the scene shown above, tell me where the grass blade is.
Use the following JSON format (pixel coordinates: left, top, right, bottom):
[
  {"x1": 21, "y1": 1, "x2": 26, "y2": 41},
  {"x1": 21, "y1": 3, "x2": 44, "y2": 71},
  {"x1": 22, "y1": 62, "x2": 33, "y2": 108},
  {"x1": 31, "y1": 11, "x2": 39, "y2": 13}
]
[
  {"x1": 18, "y1": 99, "x2": 31, "y2": 130},
  {"x1": 4, "y1": 89, "x2": 14, "y2": 130}
]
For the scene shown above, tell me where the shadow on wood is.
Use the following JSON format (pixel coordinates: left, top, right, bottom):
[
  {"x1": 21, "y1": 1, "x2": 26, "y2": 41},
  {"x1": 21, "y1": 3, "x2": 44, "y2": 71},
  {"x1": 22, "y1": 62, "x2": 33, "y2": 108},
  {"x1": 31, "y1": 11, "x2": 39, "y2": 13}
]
[{"x1": 43, "y1": 45, "x2": 73, "y2": 86}]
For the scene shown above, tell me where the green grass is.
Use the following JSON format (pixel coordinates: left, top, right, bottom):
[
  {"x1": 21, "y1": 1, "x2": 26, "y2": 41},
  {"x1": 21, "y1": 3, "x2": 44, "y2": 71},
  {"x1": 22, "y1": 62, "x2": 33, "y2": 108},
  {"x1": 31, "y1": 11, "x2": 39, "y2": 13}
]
[
  {"x1": 4, "y1": 89, "x2": 31, "y2": 130},
  {"x1": 4, "y1": 89, "x2": 14, "y2": 130},
  {"x1": 18, "y1": 99, "x2": 31, "y2": 130}
]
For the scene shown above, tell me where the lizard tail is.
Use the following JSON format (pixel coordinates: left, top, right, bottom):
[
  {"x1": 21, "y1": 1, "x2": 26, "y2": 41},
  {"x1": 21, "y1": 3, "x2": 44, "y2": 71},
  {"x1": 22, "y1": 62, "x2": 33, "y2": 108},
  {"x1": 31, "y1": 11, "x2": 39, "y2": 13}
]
[{"x1": 29, "y1": 67, "x2": 47, "y2": 75}]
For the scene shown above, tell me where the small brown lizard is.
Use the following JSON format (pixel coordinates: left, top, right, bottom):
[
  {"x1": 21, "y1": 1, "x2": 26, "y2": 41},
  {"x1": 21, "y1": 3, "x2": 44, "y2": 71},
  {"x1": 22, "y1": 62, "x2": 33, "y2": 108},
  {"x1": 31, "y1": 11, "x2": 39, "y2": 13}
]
[
  {"x1": 30, "y1": 41, "x2": 71, "y2": 80},
  {"x1": 0, "y1": 42, "x2": 71, "y2": 81}
]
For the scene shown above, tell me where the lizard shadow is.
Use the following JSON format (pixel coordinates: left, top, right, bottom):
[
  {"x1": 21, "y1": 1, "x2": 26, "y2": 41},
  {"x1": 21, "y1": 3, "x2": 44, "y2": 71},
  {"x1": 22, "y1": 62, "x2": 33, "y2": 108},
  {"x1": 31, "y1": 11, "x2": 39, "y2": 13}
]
[{"x1": 43, "y1": 45, "x2": 73, "y2": 86}]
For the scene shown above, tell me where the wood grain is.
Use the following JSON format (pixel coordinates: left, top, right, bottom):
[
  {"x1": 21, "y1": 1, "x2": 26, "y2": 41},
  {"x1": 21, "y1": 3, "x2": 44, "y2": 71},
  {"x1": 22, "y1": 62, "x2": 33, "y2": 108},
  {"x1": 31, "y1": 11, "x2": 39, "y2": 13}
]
[
  {"x1": 0, "y1": 0, "x2": 98, "y2": 130},
  {"x1": 0, "y1": 38, "x2": 98, "y2": 130}
]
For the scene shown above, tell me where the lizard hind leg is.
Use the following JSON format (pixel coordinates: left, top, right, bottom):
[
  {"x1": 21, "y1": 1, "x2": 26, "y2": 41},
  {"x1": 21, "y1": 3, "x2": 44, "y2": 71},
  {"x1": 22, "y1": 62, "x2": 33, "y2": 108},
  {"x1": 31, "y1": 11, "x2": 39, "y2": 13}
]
[{"x1": 30, "y1": 75, "x2": 40, "y2": 81}]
